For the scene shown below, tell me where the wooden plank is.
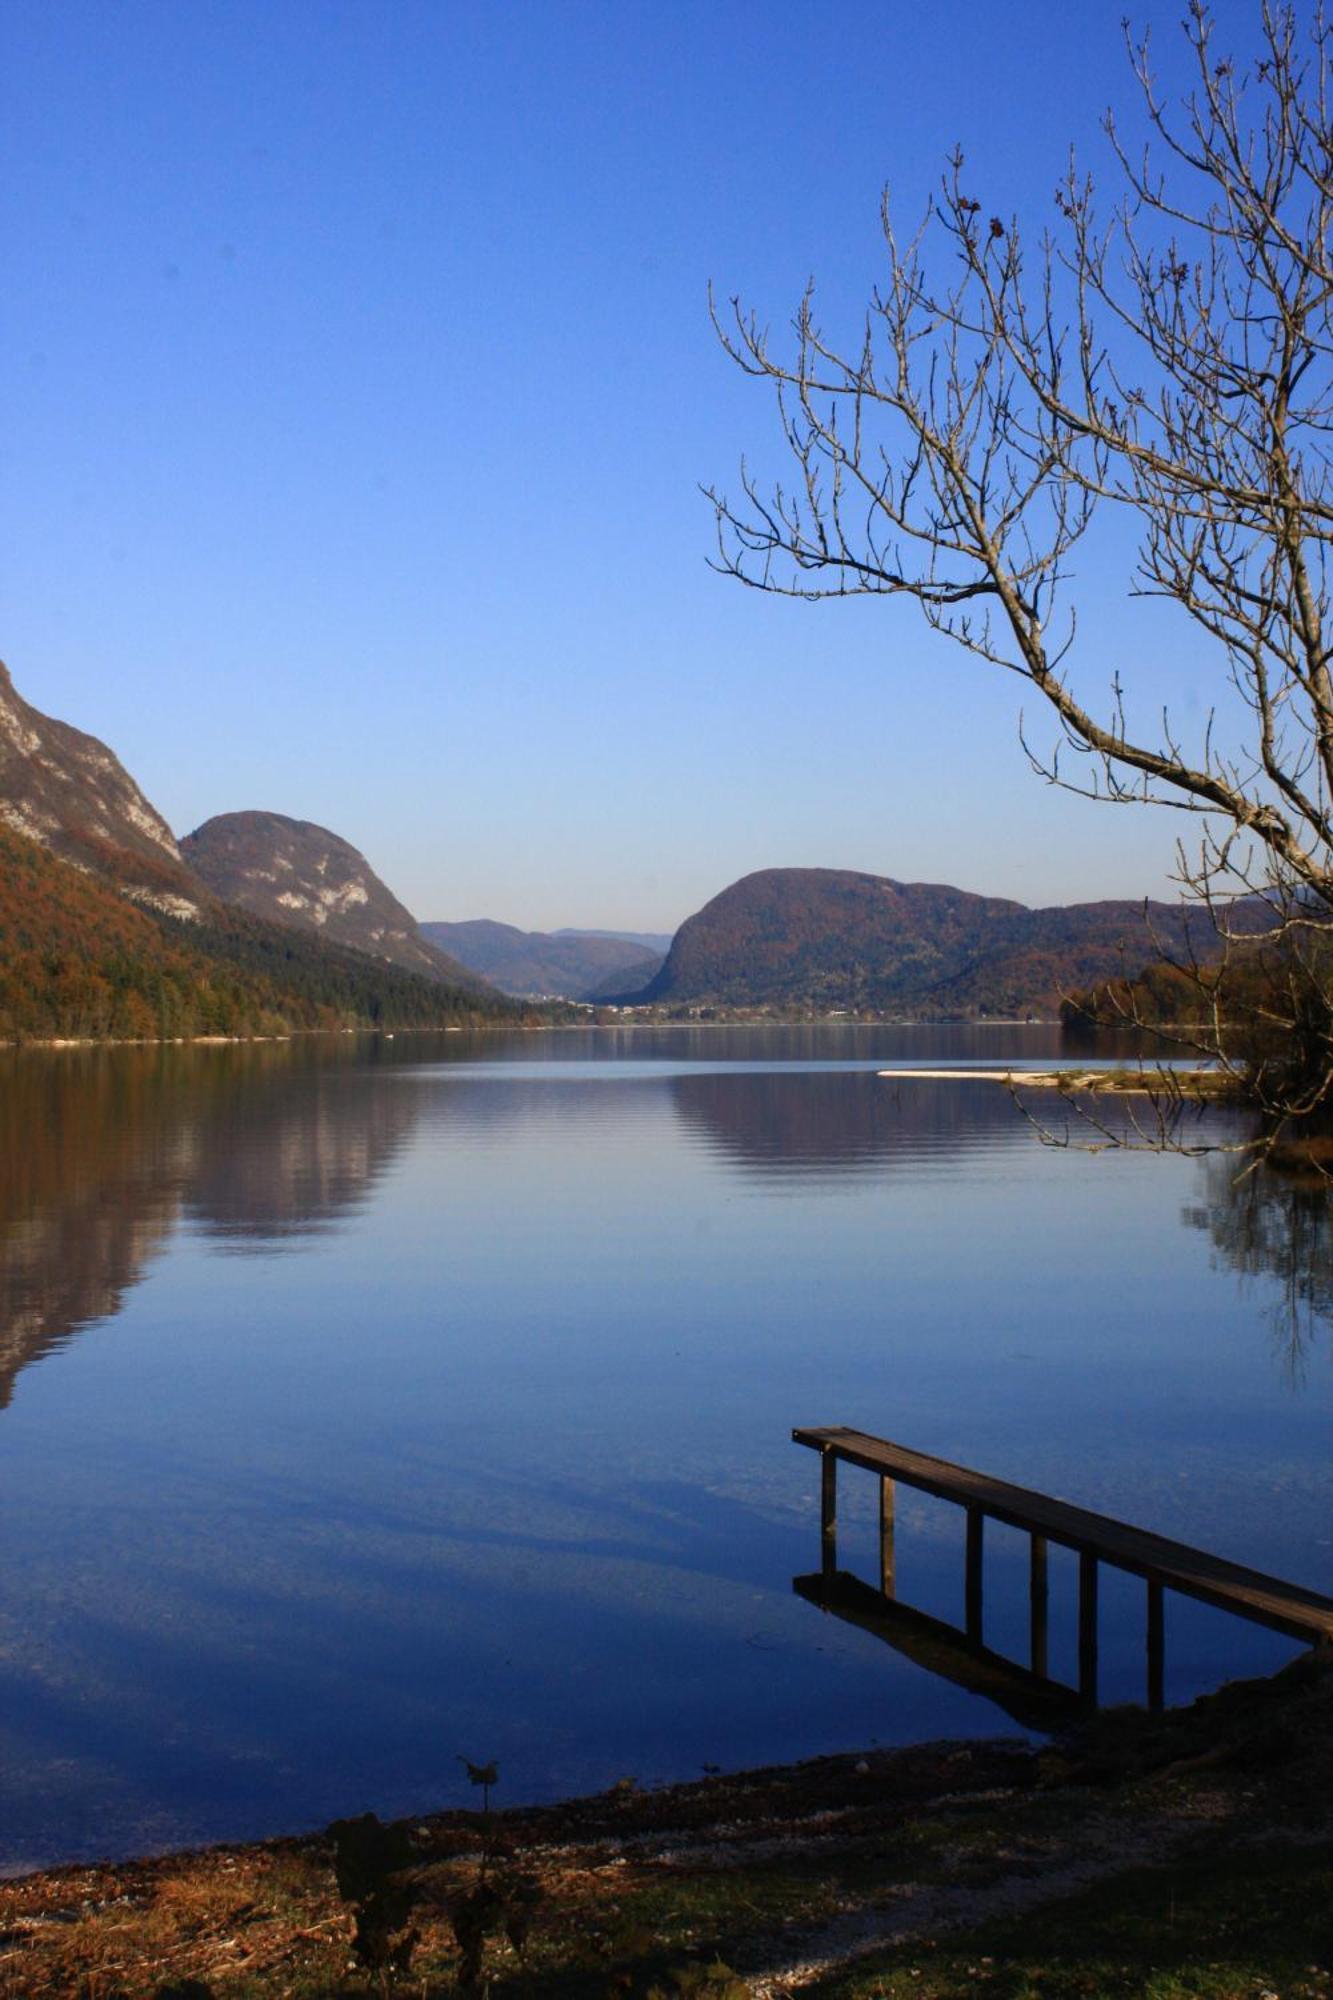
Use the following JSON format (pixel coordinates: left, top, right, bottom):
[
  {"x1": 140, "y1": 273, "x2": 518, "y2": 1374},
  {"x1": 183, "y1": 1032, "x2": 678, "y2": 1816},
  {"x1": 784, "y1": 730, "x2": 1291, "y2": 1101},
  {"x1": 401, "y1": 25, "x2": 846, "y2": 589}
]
[{"x1": 794, "y1": 1426, "x2": 1333, "y2": 1645}]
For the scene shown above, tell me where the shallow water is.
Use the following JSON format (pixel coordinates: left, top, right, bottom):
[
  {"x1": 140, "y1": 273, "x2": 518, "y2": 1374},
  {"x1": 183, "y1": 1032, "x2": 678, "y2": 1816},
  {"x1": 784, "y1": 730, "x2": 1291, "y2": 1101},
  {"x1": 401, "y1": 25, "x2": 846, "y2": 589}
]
[{"x1": 0, "y1": 1026, "x2": 1328, "y2": 1869}]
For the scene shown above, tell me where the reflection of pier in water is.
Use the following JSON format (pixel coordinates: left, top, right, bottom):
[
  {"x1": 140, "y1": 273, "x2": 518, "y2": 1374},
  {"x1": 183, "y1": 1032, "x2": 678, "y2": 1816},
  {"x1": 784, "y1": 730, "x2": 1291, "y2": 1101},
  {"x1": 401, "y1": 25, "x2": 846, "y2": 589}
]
[
  {"x1": 793, "y1": 1570, "x2": 1083, "y2": 1731},
  {"x1": 794, "y1": 1426, "x2": 1333, "y2": 1720}
]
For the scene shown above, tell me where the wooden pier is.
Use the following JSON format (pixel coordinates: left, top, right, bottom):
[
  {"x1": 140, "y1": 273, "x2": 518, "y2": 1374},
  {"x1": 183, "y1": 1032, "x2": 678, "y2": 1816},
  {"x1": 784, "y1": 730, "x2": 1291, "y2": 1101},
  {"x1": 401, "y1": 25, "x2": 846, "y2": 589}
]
[{"x1": 795, "y1": 1425, "x2": 1333, "y2": 1709}]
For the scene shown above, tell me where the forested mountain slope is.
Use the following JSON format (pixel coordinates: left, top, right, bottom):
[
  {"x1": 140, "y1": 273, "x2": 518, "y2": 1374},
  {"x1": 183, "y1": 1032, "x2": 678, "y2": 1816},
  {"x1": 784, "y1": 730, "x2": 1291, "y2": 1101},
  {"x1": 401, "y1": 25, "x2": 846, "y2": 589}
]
[
  {"x1": 0, "y1": 825, "x2": 521, "y2": 1041},
  {"x1": 183, "y1": 812, "x2": 476, "y2": 986},
  {"x1": 624, "y1": 868, "x2": 1228, "y2": 1016}
]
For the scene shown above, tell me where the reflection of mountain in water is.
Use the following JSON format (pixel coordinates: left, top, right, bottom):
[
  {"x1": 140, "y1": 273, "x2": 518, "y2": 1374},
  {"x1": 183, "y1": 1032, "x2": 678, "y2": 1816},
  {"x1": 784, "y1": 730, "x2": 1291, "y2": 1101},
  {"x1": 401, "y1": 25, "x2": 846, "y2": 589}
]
[
  {"x1": 1183, "y1": 1156, "x2": 1333, "y2": 1379},
  {"x1": 0, "y1": 1052, "x2": 191, "y2": 1407},
  {"x1": 183, "y1": 1057, "x2": 419, "y2": 1246},
  {"x1": 0, "y1": 1042, "x2": 421, "y2": 1405},
  {"x1": 670, "y1": 1069, "x2": 1026, "y2": 1179}
]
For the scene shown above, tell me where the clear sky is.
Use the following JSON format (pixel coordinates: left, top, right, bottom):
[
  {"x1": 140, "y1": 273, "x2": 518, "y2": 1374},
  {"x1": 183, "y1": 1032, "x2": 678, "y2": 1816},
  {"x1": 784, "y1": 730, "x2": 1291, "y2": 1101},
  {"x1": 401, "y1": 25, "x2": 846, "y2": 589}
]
[{"x1": 0, "y1": 0, "x2": 1273, "y2": 932}]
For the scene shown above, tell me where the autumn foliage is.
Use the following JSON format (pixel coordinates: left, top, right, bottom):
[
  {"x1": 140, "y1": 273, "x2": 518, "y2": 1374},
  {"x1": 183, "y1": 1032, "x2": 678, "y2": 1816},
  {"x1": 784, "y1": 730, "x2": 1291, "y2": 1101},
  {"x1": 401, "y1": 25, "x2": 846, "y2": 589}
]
[{"x1": 0, "y1": 826, "x2": 518, "y2": 1041}]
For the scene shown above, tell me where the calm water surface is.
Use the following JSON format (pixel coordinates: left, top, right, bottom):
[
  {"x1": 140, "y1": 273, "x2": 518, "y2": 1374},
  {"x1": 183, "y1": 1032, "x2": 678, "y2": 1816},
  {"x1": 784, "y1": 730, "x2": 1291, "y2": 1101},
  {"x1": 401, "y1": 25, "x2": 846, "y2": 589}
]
[{"x1": 0, "y1": 1025, "x2": 1329, "y2": 1870}]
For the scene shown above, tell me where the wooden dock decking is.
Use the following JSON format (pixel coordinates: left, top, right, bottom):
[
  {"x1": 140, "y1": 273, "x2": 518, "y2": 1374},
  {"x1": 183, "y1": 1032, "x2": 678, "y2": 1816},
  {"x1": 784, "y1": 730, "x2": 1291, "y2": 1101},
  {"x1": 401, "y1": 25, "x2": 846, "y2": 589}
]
[{"x1": 794, "y1": 1425, "x2": 1333, "y2": 1709}]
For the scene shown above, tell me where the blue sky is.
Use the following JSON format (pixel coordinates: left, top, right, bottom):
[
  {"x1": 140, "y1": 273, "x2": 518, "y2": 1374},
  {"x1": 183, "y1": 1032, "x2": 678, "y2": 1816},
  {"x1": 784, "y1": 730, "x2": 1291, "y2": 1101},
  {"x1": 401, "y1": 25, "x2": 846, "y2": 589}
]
[{"x1": 0, "y1": 0, "x2": 1272, "y2": 931}]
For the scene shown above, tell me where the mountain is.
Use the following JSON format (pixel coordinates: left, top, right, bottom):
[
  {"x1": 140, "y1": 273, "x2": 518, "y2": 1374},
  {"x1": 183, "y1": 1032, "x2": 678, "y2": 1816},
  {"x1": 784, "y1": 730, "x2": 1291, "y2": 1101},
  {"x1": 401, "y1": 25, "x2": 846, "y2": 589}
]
[
  {"x1": 628, "y1": 869, "x2": 1023, "y2": 1010},
  {"x1": 579, "y1": 953, "x2": 667, "y2": 1000},
  {"x1": 0, "y1": 664, "x2": 521, "y2": 1039},
  {"x1": 0, "y1": 660, "x2": 204, "y2": 916},
  {"x1": 618, "y1": 867, "x2": 1230, "y2": 1017},
  {"x1": 182, "y1": 812, "x2": 476, "y2": 986},
  {"x1": 553, "y1": 928, "x2": 674, "y2": 954},
  {"x1": 0, "y1": 822, "x2": 520, "y2": 1040},
  {"x1": 422, "y1": 918, "x2": 666, "y2": 999}
]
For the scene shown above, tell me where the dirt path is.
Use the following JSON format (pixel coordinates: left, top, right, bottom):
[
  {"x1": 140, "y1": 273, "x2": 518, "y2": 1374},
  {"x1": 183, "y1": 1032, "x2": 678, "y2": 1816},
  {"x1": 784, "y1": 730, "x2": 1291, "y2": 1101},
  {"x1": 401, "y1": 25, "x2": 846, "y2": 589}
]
[{"x1": 737, "y1": 1794, "x2": 1206, "y2": 1991}]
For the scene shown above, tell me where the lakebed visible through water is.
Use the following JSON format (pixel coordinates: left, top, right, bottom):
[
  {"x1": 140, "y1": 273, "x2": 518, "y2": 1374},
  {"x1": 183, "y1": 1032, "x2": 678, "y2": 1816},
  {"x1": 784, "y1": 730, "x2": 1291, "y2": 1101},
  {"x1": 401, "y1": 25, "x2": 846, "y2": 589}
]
[{"x1": 0, "y1": 1025, "x2": 1329, "y2": 1874}]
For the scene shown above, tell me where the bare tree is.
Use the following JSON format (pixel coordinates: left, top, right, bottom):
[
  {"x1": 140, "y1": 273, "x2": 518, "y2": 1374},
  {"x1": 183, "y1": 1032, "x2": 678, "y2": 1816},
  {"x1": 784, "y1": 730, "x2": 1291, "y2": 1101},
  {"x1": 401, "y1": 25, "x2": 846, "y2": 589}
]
[{"x1": 706, "y1": 2, "x2": 1333, "y2": 1138}]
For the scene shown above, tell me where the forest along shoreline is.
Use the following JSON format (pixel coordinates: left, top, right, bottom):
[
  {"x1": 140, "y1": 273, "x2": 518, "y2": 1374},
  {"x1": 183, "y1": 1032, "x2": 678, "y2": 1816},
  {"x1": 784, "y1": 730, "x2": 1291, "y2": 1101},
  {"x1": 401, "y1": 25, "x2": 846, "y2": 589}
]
[{"x1": 1, "y1": 1654, "x2": 1328, "y2": 1998}]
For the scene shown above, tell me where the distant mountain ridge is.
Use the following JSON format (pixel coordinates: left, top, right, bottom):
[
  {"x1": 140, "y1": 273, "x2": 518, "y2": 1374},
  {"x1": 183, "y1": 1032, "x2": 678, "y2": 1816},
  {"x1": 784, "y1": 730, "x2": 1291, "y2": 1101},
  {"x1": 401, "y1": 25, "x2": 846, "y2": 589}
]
[
  {"x1": 554, "y1": 928, "x2": 674, "y2": 953},
  {"x1": 422, "y1": 918, "x2": 665, "y2": 998},
  {"x1": 619, "y1": 867, "x2": 1233, "y2": 1017},
  {"x1": 0, "y1": 662, "x2": 1243, "y2": 1031},
  {"x1": 182, "y1": 812, "x2": 476, "y2": 986}
]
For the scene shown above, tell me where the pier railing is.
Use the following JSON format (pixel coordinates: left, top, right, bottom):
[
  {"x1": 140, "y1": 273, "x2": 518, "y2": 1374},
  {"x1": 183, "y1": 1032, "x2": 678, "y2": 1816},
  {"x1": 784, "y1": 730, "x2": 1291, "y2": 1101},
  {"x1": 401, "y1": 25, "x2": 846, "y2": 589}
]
[{"x1": 794, "y1": 1425, "x2": 1333, "y2": 1710}]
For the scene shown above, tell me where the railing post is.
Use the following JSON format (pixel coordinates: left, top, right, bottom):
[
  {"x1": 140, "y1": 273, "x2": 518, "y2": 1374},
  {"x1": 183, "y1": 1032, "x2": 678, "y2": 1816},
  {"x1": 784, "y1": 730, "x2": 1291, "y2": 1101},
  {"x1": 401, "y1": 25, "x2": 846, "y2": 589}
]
[
  {"x1": 965, "y1": 1506, "x2": 984, "y2": 1644},
  {"x1": 879, "y1": 1476, "x2": 896, "y2": 1598},
  {"x1": 821, "y1": 1449, "x2": 838, "y2": 1579},
  {"x1": 793, "y1": 1426, "x2": 1333, "y2": 1707},
  {"x1": 1029, "y1": 1534, "x2": 1049, "y2": 1678},
  {"x1": 1147, "y1": 1579, "x2": 1164, "y2": 1712},
  {"x1": 1078, "y1": 1551, "x2": 1099, "y2": 1704}
]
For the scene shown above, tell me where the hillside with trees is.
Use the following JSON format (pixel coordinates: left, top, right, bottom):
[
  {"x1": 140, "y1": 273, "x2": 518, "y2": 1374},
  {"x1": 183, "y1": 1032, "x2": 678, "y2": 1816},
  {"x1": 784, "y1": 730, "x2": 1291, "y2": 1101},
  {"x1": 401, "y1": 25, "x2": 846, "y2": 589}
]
[
  {"x1": 0, "y1": 826, "x2": 522, "y2": 1041},
  {"x1": 622, "y1": 867, "x2": 1230, "y2": 1017},
  {"x1": 183, "y1": 812, "x2": 477, "y2": 986}
]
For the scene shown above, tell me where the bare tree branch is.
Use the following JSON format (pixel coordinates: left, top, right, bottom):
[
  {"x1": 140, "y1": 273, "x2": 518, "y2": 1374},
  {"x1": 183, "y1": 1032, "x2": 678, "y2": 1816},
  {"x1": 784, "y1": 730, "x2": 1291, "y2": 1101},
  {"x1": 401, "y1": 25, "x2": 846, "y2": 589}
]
[{"x1": 708, "y1": 3, "x2": 1333, "y2": 1142}]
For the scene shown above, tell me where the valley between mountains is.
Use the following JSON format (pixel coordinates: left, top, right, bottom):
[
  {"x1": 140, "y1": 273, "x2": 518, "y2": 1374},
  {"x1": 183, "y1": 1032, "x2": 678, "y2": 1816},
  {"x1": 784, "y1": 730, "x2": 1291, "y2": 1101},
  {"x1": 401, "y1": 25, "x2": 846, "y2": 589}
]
[{"x1": 0, "y1": 661, "x2": 1223, "y2": 1039}]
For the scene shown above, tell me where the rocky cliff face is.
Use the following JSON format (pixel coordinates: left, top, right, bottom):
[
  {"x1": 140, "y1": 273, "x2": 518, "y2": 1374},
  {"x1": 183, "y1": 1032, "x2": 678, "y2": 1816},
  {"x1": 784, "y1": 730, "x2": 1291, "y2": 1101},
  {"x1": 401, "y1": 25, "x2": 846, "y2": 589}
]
[
  {"x1": 181, "y1": 811, "x2": 475, "y2": 985},
  {"x1": 0, "y1": 662, "x2": 203, "y2": 916}
]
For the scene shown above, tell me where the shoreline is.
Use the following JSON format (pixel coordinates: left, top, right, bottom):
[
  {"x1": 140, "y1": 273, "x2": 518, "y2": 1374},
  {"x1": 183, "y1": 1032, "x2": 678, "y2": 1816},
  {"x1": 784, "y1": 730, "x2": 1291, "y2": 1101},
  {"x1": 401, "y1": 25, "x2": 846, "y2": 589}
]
[
  {"x1": 0, "y1": 1022, "x2": 525, "y2": 1052},
  {"x1": 2, "y1": 1656, "x2": 1328, "y2": 1995},
  {"x1": 0, "y1": 1017, "x2": 1090, "y2": 1053},
  {"x1": 875, "y1": 1064, "x2": 1232, "y2": 1096}
]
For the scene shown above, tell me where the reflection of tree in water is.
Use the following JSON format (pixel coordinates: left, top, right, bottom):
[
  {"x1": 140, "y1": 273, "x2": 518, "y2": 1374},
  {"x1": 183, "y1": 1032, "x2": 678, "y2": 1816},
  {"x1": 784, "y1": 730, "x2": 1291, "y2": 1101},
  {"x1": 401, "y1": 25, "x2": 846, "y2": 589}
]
[
  {"x1": 1183, "y1": 1158, "x2": 1333, "y2": 1384},
  {"x1": 0, "y1": 1040, "x2": 421, "y2": 1406}
]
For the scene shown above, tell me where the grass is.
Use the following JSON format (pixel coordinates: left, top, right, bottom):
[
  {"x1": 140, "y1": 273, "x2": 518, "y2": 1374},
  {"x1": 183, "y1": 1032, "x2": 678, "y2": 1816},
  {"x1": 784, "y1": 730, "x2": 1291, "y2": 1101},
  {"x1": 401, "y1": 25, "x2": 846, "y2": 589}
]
[{"x1": 807, "y1": 1842, "x2": 1333, "y2": 1999}]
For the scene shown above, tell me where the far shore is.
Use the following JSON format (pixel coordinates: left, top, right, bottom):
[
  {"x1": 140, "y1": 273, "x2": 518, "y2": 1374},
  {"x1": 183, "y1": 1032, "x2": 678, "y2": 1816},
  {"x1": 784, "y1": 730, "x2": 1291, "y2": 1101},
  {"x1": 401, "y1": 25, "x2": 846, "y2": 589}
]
[{"x1": 0, "y1": 1015, "x2": 1105, "y2": 1052}]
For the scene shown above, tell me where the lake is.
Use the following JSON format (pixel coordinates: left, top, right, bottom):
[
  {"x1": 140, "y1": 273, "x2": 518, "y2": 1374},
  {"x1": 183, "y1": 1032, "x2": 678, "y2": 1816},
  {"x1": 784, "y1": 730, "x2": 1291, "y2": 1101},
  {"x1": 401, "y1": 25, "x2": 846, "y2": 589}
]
[{"x1": 1, "y1": 1025, "x2": 1329, "y2": 1872}]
